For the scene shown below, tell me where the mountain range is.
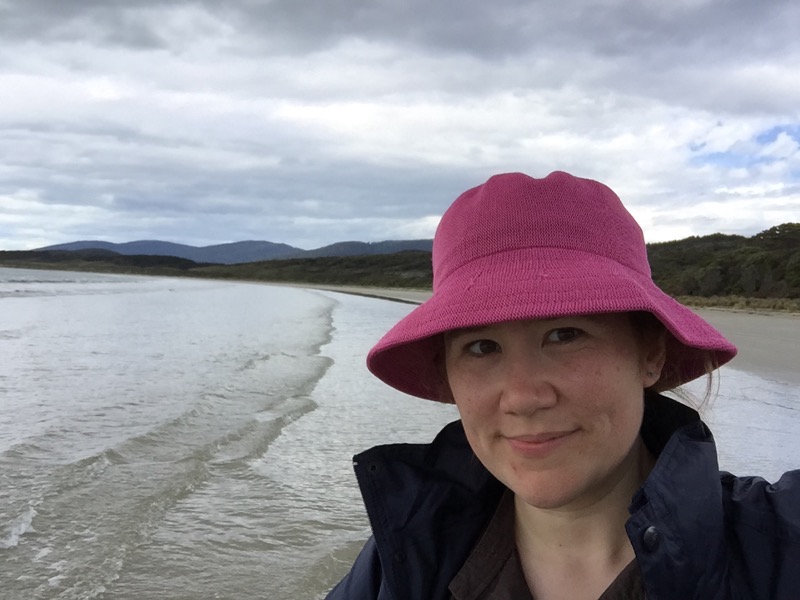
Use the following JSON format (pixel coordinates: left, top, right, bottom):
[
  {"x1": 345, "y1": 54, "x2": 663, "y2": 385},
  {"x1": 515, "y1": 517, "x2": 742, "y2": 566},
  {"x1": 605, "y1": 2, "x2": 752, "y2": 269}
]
[
  {"x1": 7, "y1": 223, "x2": 798, "y2": 303},
  {"x1": 37, "y1": 239, "x2": 434, "y2": 264}
]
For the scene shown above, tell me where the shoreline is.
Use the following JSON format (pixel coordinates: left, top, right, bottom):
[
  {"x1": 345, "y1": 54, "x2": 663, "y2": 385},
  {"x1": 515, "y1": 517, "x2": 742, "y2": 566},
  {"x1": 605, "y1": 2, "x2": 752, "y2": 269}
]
[
  {"x1": 2, "y1": 267, "x2": 796, "y2": 386},
  {"x1": 306, "y1": 284, "x2": 800, "y2": 387}
]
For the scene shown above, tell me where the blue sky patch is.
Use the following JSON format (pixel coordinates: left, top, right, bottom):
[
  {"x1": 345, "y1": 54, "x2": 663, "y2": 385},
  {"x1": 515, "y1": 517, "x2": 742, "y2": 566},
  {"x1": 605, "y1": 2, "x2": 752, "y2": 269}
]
[
  {"x1": 755, "y1": 124, "x2": 800, "y2": 145},
  {"x1": 689, "y1": 150, "x2": 775, "y2": 169},
  {"x1": 690, "y1": 123, "x2": 799, "y2": 170}
]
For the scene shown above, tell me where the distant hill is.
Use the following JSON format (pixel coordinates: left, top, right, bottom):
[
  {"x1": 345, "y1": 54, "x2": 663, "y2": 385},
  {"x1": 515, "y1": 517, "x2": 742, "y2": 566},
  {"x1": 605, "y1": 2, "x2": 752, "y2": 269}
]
[
  {"x1": 36, "y1": 239, "x2": 433, "y2": 264},
  {"x1": 302, "y1": 240, "x2": 433, "y2": 258},
  {"x1": 0, "y1": 248, "x2": 203, "y2": 271},
  {"x1": 5, "y1": 224, "x2": 797, "y2": 305},
  {"x1": 37, "y1": 239, "x2": 303, "y2": 264}
]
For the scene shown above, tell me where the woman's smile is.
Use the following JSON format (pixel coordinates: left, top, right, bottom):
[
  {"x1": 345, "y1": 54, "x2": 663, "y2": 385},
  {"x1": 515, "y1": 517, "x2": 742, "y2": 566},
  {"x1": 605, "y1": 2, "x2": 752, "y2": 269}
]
[{"x1": 505, "y1": 429, "x2": 579, "y2": 458}]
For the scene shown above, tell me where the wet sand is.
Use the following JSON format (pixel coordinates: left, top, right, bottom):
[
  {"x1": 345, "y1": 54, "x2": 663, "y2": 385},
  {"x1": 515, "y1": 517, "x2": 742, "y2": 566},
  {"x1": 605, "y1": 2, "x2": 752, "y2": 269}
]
[
  {"x1": 306, "y1": 285, "x2": 799, "y2": 386},
  {"x1": 693, "y1": 309, "x2": 800, "y2": 386}
]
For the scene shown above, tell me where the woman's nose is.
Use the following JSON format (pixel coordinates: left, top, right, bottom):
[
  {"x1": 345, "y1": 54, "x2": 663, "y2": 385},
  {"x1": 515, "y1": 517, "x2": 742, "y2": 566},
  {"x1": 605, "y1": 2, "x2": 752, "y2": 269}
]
[{"x1": 499, "y1": 352, "x2": 558, "y2": 415}]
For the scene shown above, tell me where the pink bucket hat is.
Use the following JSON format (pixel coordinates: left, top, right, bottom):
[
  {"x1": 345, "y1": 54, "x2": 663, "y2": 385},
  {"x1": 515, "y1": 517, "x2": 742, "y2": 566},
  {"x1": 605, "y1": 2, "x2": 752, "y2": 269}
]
[{"x1": 367, "y1": 171, "x2": 737, "y2": 401}]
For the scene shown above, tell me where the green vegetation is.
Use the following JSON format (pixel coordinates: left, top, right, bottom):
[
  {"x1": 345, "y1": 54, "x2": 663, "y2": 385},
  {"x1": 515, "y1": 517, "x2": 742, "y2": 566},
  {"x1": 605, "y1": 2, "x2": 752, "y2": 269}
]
[
  {"x1": 192, "y1": 251, "x2": 433, "y2": 288},
  {"x1": 648, "y1": 224, "x2": 800, "y2": 300},
  {"x1": 2, "y1": 223, "x2": 798, "y2": 312},
  {"x1": 0, "y1": 249, "x2": 433, "y2": 289},
  {"x1": 0, "y1": 249, "x2": 202, "y2": 274}
]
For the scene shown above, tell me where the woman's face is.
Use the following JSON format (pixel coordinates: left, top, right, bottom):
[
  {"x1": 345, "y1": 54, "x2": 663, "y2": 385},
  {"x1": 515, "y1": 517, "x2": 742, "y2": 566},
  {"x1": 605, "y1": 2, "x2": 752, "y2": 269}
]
[{"x1": 444, "y1": 313, "x2": 665, "y2": 511}]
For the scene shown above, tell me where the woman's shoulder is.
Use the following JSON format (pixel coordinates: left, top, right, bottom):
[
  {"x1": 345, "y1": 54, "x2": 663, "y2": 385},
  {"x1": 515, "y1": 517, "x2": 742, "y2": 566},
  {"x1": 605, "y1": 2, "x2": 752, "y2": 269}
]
[
  {"x1": 719, "y1": 470, "x2": 800, "y2": 597},
  {"x1": 720, "y1": 469, "x2": 800, "y2": 540}
]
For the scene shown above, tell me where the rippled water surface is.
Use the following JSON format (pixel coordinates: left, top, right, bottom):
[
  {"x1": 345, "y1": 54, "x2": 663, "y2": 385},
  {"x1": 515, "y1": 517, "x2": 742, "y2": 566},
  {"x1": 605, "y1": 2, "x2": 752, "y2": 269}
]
[
  {"x1": 0, "y1": 269, "x2": 457, "y2": 599},
  {"x1": 0, "y1": 268, "x2": 797, "y2": 599}
]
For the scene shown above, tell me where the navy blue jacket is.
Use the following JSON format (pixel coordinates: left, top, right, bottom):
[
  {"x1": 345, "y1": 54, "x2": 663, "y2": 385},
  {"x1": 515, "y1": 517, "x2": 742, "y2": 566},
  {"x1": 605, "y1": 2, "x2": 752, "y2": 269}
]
[{"x1": 326, "y1": 395, "x2": 800, "y2": 599}]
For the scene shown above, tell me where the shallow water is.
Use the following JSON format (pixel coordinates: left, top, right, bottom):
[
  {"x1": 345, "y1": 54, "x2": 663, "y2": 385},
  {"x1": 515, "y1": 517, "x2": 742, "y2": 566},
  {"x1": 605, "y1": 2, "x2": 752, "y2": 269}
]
[
  {"x1": 697, "y1": 369, "x2": 800, "y2": 482},
  {"x1": 0, "y1": 269, "x2": 456, "y2": 599},
  {"x1": 0, "y1": 268, "x2": 797, "y2": 599}
]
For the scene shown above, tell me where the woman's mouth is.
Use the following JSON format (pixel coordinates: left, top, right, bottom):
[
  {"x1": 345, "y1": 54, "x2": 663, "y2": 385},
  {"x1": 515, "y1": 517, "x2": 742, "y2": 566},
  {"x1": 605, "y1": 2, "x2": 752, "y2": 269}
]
[{"x1": 506, "y1": 430, "x2": 577, "y2": 458}]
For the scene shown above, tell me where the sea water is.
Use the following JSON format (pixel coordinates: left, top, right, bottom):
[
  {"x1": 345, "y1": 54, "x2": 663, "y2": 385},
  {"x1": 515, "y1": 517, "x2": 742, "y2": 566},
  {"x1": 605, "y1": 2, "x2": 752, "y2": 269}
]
[
  {"x1": 0, "y1": 268, "x2": 456, "y2": 599},
  {"x1": 0, "y1": 268, "x2": 797, "y2": 599}
]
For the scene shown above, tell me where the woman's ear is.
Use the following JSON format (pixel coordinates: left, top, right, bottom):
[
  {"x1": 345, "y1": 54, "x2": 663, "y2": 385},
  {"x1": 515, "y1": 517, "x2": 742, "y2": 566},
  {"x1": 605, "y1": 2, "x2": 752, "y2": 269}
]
[{"x1": 641, "y1": 328, "x2": 667, "y2": 388}]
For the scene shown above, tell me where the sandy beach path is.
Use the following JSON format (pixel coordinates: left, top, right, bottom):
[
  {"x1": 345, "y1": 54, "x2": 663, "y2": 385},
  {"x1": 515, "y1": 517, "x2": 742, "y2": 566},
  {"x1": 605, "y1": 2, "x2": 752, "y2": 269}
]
[
  {"x1": 695, "y1": 309, "x2": 799, "y2": 386},
  {"x1": 305, "y1": 285, "x2": 799, "y2": 386}
]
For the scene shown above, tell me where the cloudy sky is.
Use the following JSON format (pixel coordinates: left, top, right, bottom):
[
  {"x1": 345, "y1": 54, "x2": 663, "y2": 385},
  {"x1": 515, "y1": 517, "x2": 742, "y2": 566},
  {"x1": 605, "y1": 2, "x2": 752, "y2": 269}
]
[{"x1": 1, "y1": 0, "x2": 798, "y2": 251}]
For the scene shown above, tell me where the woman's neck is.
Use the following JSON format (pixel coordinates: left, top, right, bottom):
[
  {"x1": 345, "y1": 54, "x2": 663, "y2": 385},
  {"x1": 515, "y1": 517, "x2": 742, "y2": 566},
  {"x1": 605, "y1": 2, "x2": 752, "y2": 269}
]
[{"x1": 514, "y1": 437, "x2": 655, "y2": 600}]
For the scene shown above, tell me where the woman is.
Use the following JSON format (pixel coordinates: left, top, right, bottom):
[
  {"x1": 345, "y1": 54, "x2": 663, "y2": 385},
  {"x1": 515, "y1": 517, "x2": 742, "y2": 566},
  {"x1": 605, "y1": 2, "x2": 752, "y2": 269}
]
[{"x1": 325, "y1": 171, "x2": 800, "y2": 599}]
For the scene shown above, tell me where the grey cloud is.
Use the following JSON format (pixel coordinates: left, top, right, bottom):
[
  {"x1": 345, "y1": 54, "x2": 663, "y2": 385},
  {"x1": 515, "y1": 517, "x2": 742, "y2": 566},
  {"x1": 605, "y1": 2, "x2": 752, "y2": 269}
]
[
  {"x1": 0, "y1": 0, "x2": 172, "y2": 47},
  {"x1": 1, "y1": 116, "x2": 464, "y2": 220},
  {"x1": 24, "y1": 158, "x2": 465, "y2": 248},
  {"x1": 221, "y1": 0, "x2": 800, "y2": 116},
  {"x1": 5, "y1": 0, "x2": 798, "y2": 113},
  {"x1": 7, "y1": 0, "x2": 799, "y2": 61},
  {"x1": 229, "y1": 0, "x2": 800, "y2": 64}
]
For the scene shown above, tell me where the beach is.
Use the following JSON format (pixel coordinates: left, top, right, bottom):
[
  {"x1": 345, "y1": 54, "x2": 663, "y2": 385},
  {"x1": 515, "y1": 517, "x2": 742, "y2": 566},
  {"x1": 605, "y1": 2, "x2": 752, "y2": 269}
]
[
  {"x1": 299, "y1": 284, "x2": 800, "y2": 386},
  {"x1": 691, "y1": 309, "x2": 800, "y2": 386}
]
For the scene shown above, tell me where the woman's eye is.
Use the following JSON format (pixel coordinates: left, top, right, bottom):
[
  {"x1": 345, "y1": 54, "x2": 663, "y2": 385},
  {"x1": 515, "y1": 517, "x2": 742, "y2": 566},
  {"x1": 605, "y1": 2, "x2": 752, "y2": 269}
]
[
  {"x1": 466, "y1": 339, "x2": 500, "y2": 356},
  {"x1": 545, "y1": 328, "x2": 581, "y2": 343}
]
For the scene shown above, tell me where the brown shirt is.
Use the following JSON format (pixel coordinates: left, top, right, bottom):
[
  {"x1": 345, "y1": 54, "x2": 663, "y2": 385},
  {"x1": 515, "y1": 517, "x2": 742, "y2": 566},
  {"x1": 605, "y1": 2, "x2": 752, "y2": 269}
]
[{"x1": 449, "y1": 491, "x2": 646, "y2": 600}]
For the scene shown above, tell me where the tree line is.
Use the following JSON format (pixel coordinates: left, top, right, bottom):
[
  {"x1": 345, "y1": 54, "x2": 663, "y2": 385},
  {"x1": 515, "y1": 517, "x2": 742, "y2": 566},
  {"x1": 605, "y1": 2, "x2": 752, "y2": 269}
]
[
  {"x1": 647, "y1": 223, "x2": 799, "y2": 299},
  {"x1": 2, "y1": 223, "x2": 798, "y2": 308}
]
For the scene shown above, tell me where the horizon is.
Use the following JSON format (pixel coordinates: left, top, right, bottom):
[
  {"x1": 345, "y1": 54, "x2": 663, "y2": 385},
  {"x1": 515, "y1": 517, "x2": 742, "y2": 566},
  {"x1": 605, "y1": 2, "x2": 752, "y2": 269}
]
[{"x1": 6, "y1": 220, "x2": 794, "y2": 255}]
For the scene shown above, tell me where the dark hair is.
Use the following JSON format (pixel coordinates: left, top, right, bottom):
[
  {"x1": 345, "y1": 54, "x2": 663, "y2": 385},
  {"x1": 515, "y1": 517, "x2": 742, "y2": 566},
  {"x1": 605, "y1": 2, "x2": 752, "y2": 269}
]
[
  {"x1": 432, "y1": 339, "x2": 455, "y2": 403},
  {"x1": 628, "y1": 311, "x2": 718, "y2": 408}
]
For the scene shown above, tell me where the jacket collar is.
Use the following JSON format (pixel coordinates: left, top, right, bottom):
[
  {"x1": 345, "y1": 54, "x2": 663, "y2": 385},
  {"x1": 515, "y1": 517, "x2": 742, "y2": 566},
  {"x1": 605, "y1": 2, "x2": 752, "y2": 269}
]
[
  {"x1": 354, "y1": 421, "x2": 505, "y2": 599},
  {"x1": 629, "y1": 394, "x2": 730, "y2": 599}
]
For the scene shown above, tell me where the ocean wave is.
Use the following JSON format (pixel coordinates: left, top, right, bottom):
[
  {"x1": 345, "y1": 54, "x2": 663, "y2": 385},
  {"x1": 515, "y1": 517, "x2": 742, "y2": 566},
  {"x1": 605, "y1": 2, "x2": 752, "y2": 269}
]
[{"x1": 0, "y1": 505, "x2": 38, "y2": 549}]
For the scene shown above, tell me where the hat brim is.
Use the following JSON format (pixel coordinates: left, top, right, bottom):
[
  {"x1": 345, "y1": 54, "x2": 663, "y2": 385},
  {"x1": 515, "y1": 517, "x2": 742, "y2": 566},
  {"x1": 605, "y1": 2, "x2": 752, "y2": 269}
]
[{"x1": 367, "y1": 248, "x2": 737, "y2": 401}]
